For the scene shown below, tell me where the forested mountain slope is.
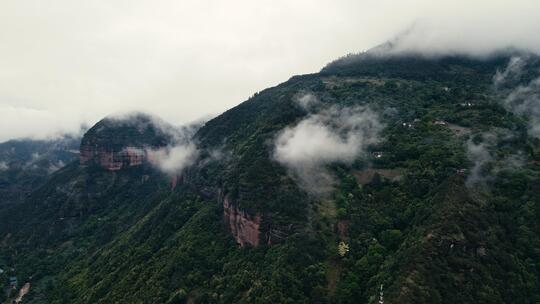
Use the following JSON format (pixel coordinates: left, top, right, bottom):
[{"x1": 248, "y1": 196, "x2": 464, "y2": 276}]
[
  {"x1": 0, "y1": 136, "x2": 80, "y2": 208},
  {"x1": 1, "y1": 50, "x2": 539, "y2": 303}
]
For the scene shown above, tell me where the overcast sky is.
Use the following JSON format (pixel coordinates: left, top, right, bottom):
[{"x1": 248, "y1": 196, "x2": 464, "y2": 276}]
[{"x1": 1, "y1": 0, "x2": 539, "y2": 142}]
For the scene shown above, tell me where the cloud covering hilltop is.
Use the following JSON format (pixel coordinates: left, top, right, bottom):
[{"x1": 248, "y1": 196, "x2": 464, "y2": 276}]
[{"x1": 1, "y1": 0, "x2": 540, "y2": 142}]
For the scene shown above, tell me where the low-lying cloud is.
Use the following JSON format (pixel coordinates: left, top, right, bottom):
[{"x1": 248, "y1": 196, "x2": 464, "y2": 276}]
[
  {"x1": 386, "y1": 2, "x2": 540, "y2": 56},
  {"x1": 275, "y1": 107, "x2": 382, "y2": 166},
  {"x1": 47, "y1": 160, "x2": 65, "y2": 174},
  {"x1": 147, "y1": 144, "x2": 199, "y2": 175},
  {"x1": 107, "y1": 113, "x2": 201, "y2": 176},
  {"x1": 3, "y1": 1, "x2": 540, "y2": 142},
  {"x1": 274, "y1": 98, "x2": 383, "y2": 194},
  {"x1": 464, "y1": 57, "x2": 536, "y2": 187},
  {"x1": 504, "y1": 78, "x2": 540, "y2": 139},
  {"x1": 493, "y1": 57, "x2": 527, "y2": 88},
  {"x1": 465, "y1": 135, "x2": 495, "y2": 187},
  {"x1": 294, "y1": 92, "x2": 320, "y2": 111},
  {"x1": 493, "y1": 57, "x2": 540, "y2": 139},
  {"x1": 465, "y1": 132, "x2": 525, "y2": 187}
]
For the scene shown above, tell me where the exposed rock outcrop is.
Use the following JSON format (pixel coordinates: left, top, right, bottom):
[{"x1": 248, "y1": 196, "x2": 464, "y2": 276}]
[
  {"x1": 79, "y1": 113, "x2": 172, "y2": 171},
  {"x1": 222, "y1": 195, "x2": 262, "y2": 247},
  {"x1": 80, "y1": 146, "x2": 147, "y2": 170}
]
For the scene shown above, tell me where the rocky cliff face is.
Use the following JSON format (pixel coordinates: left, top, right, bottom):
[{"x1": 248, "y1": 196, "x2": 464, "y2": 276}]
[
  {"x1": 79, "y1": 113, "x2": 172, "y2": 171},
  {"x1": 80, "y1": 146, "x2": 147, "y2": 170},
  {"x1": 222, "y1": 195, "x2": 262, "y2": 247}
]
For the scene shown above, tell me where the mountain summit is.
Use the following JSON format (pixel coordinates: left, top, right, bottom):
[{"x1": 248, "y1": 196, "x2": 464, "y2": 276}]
[{"x1": 79, "y1": 113, "x2": 174, "y2": 170}]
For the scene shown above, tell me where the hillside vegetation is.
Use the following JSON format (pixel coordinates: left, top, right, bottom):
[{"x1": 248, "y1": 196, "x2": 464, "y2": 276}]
[{"x1": 1, "y1": 51, "x2": 539, "y2": 303}]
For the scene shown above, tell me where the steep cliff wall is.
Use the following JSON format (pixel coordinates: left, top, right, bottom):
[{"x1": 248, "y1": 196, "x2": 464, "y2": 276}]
[
  {"x1": 79, "y1": 113, "x2": 172, "y2": 171},
  {"x1": 222, "y1": 196, "x2": 262, "y2": 247},
  {"x1": 80, "y1": 146, "x2": 146, "y2": 170}
]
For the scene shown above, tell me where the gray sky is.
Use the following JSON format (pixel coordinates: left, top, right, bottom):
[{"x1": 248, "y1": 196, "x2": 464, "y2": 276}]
[{"x1": 1, "y1": 0, "x2": 539, "y2": 142}]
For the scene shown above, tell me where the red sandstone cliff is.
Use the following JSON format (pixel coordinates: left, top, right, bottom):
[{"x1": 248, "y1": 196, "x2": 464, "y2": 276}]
[
  {"x1": 80, "y1": 146, "x2": 147, "y2": 171},
  {"x1": 79, "y1": 113, "x2": 172, "y2": 171},
  {"x1": 222, "y1": 195, "x2": 262, "y2": 247}
]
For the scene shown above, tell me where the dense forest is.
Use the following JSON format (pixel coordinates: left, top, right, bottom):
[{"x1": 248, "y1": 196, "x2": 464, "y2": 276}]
[{"x1": 0, "y1": 50, "x2": 539, "y2": 303}]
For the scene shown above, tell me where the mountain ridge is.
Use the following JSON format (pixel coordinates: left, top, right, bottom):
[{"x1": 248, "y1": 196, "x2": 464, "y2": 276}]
[{"x1": 1, "y1": 50, "x2": 539, "y2": 303}]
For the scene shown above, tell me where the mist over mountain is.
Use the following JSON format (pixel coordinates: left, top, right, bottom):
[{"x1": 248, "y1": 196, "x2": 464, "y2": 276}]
[
  {"x1": 0, "y1": 135, "x2": 80, "y2": 208},
  {"x1": 1, "y1": 1, "x2": 540, "y2": 303},
  {"x1": 2, "y1": 0, "x2": 540, "y2": 143},
  {"x1": 0, "y1": 46, "x2": 539, "y2": 303}
]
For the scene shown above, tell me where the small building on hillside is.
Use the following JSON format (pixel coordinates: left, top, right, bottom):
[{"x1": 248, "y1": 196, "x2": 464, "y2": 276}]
[
  {"x1": 372, "y1": 152, "x2": 384, "y2": 159},
  {"x1": 400, "y1": 118, "x2": 421, "y2": 129},
  {"x1": 459, "y1": 102, "x2": 475, "y2": 107},
  {"x1": 456, "y1": 168, "x2": 467, "y2": 175}
]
